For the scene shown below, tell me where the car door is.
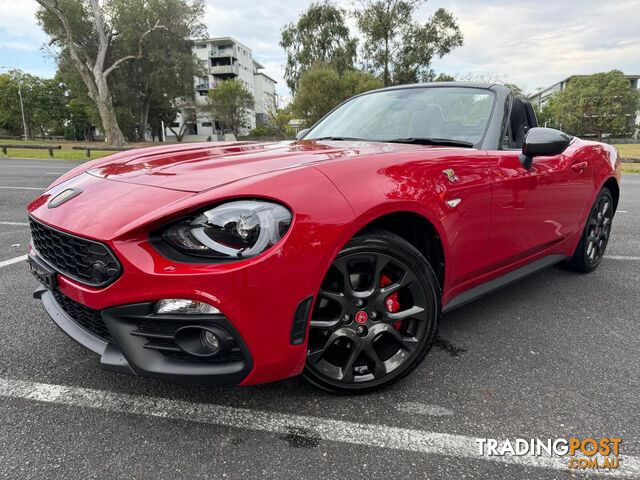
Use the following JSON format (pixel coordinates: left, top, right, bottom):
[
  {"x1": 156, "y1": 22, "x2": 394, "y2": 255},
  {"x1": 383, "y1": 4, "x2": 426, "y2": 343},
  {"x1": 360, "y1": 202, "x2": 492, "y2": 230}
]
[{"x1": 485, "y1": 100, "x2": 592, "y2": 268}]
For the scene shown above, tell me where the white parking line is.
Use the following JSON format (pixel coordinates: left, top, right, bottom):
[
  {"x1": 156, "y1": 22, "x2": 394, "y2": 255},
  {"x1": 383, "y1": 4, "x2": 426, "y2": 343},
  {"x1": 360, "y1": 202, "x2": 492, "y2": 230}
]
[
  {"x1": 396, "y1": 401, "x2": 454, "y2": 416},
  {"x1": 0, "y1": 377, "x2": 637, "y2": 477},
  {"x1": 0, "y1": 255, "x2": 27, "y2": 268},
  {"x1": 0, "y1": 186, "x2": 44, "y2": 191},
  {"x1": 605, "y1": 255, "x2": 640, "y2": 261},
  {"x1": 0, "y1": 221, "x2": 28, "y2": 226}
]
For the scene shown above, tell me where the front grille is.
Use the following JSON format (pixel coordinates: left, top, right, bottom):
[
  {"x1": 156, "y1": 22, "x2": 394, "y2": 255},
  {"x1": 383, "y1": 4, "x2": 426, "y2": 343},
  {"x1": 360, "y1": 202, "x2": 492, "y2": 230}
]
[
  {"x1": 29, "y1": 217, "x2": 122, "y2": 287},
  {"x1": 52, "y1": 290, "x2": 113, "y2": 342}
]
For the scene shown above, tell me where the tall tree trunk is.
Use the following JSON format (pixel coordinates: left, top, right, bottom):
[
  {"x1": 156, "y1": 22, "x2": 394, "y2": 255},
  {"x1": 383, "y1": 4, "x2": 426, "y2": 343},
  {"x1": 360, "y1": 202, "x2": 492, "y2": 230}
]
[{"x1": 93, "y1": 72, "x2": 127, "y2": 145}]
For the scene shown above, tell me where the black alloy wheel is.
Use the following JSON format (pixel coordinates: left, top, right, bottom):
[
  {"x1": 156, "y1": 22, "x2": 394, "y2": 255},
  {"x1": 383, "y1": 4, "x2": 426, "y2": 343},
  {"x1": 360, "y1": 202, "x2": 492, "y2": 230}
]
[
  {"x1": 567, "y1": 187, "x2": 614, "y2": 273},
  {"x1": 303, "y1": 229, "x2": 440, "y2": 393}
]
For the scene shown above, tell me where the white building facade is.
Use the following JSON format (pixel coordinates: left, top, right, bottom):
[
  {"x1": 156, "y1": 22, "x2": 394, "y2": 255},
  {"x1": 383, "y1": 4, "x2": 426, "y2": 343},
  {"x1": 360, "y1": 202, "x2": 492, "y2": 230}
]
[{"x1": 170, "y1": 36, "x2": 277, "y2": 140}]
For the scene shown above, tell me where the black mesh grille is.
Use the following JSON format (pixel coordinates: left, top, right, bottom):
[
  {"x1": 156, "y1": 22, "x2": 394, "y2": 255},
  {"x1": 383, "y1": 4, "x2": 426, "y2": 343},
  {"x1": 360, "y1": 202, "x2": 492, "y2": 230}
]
[
  {"x1": 52, "y1": 290, "x2": 113, "y2": 342},
  {"x1": 29, "y1": 217, "x2": 121, "y2": 287}
]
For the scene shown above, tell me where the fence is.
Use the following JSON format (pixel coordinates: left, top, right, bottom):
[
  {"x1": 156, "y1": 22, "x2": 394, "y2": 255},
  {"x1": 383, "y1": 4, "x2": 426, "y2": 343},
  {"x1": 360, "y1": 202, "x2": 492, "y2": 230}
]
[
  {"x1": 0, "y1": 144, "x2": 61, "y2": 157},
  {"x1": 71, "y1": 145, "x2": 136, "y2": 158}
]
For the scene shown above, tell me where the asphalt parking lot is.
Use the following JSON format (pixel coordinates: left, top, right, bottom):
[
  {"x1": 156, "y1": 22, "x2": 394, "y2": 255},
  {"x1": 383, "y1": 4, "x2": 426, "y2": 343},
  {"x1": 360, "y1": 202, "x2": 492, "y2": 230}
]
[{"x1": 1, "y1": 157, "x2": 639, "y2": 479}]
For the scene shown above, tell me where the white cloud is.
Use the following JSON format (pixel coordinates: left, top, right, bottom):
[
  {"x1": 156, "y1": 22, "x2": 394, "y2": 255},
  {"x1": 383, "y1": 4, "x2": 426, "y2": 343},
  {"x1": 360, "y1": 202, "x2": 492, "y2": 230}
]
[
  {"x1": 420, "y1": 0, "x2": 640, "y2": 94},
  {"x1": 1, "y1": 0, "x2": 638, "y2": 98},
  {"x1": 0, "y1": 40, "x2": 35, "y2": 51}
]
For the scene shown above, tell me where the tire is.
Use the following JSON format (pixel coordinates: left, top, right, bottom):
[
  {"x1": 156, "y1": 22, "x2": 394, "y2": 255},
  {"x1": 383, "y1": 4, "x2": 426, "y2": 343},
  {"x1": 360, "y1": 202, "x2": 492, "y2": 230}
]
[
  {"x1": 566, "y1": 187, "x2": 614, "y2": 273},
  {"x1": 303, "y1": 228, "x2": 441, "y2": 394}
]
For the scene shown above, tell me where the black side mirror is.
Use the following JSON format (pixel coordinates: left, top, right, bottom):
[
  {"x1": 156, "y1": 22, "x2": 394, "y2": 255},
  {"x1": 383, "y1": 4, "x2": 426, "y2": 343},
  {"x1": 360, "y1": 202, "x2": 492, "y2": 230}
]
[
  {"x1": 295, "y1": 128, "x2": 309, "y2": 140},
  {"x1": 519, "y1": 127, "x2": 571, "y2": 169}
]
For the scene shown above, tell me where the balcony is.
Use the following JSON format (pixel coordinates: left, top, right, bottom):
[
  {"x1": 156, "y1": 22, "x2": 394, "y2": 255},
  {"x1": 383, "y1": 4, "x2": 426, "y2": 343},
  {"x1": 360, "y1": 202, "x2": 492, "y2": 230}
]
[
  {"x1": 210, "y1": 64, "x2": 239, "y2": 76},
  {"x1": 210, "y1": 46, "x2": 238, "y2": 59}
]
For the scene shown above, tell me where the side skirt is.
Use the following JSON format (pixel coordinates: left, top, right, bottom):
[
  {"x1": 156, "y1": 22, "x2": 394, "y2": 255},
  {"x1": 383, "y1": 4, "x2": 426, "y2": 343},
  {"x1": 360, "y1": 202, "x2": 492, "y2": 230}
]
[{"x1": 442, "y1": 254, "x2": 567, "y2": 314}]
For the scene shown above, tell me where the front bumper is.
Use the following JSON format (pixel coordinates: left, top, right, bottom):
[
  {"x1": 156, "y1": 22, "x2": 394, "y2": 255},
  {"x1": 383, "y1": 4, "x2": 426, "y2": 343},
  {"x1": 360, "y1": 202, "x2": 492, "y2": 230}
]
[{"x1": 35, "y1": 284, "x2": 253, "y2": 384}]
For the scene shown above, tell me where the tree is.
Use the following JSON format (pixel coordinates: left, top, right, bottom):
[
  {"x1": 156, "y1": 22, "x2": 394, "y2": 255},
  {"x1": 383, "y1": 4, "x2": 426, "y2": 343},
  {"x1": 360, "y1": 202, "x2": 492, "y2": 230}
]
[
  {"x1": 292, "y1": 64, "x2": 383, "y2": 126},
  {"x1": 0, "y1": 70, "x2": 67, "y2": 138},
  {"x1": 0, "y1": 72, "x2": 28, "y2": 137},
  {"x1": 354, "y1": 0, "x2": 462, "y2": 86},
  {"x1": 66, "y1": 98, "x2": 97, "y2": 140},
  {"x1": 434, "y1": 73, "x2": 454, "y2": 82},
  {"x1": 548, "y1": 70, "x2": 640, "y2": 140},
  {"x1": 36, "y1": 0, "x2": 175, "y2": 145},
  {"x1": 280, "y1": 1, "x2": 357, "y2": 93},
  {"x1": 504, "y1": 83, "x2": 527, "y2": 99},
  {"x1": 108, "y1": 0, "x2": 205, "y2": 140},
  {"x1": 268, "y1": 107, "x2": 295, "y2": 136},
  {"x1": 205, "y1": 79, "x2": 255, "y2": 138},
  {"x1": 167, "y1": 101, "x2": 196, "y2": 142}
]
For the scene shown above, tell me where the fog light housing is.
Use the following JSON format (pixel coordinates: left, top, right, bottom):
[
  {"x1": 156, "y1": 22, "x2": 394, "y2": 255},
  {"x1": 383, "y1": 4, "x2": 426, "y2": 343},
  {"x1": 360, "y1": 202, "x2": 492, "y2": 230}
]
[
  {"x1": 174, "y1": 326, "x2": 223, "y2": 357},
  {"x1": 155, "y1": 299, "x2": 220, "y2": 315},
  {"x1": 200, "y1": 330, "x2": 220, "y2": 352}
]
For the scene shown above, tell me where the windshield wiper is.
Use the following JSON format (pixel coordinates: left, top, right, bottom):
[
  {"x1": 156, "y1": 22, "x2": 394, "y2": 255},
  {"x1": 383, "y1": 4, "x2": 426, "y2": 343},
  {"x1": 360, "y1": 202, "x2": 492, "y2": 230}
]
[{"x1": 385, "y1": 138, "x2": 475, "y2": 148}]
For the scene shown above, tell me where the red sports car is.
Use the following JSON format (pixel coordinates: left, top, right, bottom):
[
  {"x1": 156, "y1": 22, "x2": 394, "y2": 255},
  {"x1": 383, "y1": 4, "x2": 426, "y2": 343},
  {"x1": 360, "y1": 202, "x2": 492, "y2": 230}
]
[{"x1": 27, "y1": 83, "x2": 620, "y2": 392}]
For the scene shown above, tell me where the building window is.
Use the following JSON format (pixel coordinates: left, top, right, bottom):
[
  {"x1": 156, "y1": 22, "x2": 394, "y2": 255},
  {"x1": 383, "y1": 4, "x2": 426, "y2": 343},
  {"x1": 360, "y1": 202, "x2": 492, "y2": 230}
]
[
  {"x1": 196, "y1": 44, "x2": 207, "y2": 49},
  {"x1": 202, "y1": 122, "x2": 213, "y2": 127}
]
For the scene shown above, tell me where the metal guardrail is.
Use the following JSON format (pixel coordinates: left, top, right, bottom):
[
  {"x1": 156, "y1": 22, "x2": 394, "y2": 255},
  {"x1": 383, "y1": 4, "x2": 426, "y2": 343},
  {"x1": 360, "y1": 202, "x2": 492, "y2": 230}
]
[
  {"x1": 0, "y1": 144, "x2": 62, "y2": 157},
  {"x1": 72, "y1": 145, "x2": 135, "y2": 158}
]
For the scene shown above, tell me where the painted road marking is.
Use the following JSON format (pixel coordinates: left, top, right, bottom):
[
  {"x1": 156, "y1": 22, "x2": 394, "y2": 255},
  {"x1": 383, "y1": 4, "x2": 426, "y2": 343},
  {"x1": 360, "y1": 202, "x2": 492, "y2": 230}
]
[
  {"x1": 0, "y1": 255, "x2": 27, "y2": 268},
  {"x1": 0, "y1": 377, "x2": 637, "y2": 477},
  {"x1": 0, "y1": 221, "x2": 28, "y2": 226},
  {"x1": 605, "y1": 255, "x2": 640, "y2": 261},
  {"x1": 0, "y1": 186, "x2": 44, "y2": 191},
  {"x1": 396, "y1": 401, "x2": 454, "y2": 416}
]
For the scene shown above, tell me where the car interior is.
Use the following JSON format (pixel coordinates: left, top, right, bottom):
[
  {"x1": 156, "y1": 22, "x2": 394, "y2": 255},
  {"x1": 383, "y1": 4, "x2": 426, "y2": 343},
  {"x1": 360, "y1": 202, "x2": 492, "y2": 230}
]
[{"x1": 505, "y1": 98, "x2": 538, "y2": 149}]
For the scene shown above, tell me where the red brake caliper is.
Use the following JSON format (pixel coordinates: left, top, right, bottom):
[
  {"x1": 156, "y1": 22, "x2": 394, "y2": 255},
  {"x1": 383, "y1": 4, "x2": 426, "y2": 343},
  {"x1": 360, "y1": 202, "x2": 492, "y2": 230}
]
[{"x1": 381, "y1": 275, "x2": 402, "y2": 329}]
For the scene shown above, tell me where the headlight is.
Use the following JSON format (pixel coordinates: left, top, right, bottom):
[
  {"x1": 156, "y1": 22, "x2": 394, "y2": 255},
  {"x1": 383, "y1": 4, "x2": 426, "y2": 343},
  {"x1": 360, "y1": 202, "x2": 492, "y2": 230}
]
[{"x1": 161, "y1": 200, "x2": 292, "y2": 259}]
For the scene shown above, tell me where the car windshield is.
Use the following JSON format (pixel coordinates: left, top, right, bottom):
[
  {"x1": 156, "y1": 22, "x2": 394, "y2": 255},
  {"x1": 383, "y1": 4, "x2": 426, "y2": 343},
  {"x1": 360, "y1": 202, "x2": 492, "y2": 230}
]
[{"x1": 305, "y1": 86, "x2": 495, "y2": 146}]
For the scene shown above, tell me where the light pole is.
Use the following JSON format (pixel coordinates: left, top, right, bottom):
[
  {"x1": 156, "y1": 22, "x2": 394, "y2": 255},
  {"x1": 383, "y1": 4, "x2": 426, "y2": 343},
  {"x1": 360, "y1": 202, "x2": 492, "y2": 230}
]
[{"x1": 1, "y1": 67, "x2": 29, "y2": 140}]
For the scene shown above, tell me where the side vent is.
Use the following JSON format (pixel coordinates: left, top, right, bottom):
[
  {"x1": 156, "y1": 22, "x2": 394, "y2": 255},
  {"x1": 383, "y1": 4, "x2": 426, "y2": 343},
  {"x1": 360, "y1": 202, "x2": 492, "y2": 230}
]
[{"x1": 290, "y1": 296, "x2": 314, "y2": 345}]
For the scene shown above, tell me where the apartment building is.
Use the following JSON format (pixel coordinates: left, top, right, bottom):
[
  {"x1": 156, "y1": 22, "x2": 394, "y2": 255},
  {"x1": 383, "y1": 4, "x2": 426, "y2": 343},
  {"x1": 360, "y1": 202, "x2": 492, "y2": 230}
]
[{"x1": 171, "y1": 36, "x2": 277, "y2": 140}]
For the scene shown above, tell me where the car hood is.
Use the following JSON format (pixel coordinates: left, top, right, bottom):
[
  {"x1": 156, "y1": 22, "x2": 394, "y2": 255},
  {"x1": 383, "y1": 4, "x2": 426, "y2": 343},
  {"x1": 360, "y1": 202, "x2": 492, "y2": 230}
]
[{"x1": 80, "y1": 140, "x2": 426, "y2": 193}]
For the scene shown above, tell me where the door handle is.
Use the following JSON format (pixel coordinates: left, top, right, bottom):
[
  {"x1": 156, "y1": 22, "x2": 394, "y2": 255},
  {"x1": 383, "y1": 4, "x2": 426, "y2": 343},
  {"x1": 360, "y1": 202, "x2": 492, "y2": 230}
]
[{"x1": 571, "y1": 161, "x2": 588, "y2": 172}]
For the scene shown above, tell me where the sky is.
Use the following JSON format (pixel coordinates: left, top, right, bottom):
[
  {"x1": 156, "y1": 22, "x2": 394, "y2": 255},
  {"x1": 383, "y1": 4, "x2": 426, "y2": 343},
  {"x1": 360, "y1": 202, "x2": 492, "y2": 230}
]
[{"x1": 1, "y1": 0, "x2": 639, "y2": 102}]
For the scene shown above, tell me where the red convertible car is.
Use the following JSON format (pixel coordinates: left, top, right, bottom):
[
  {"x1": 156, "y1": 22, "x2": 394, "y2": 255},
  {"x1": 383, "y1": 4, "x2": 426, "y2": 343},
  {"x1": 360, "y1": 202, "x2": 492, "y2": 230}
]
[{"x1": 27, "y1": 83, "x2": 620, "y2": 392}]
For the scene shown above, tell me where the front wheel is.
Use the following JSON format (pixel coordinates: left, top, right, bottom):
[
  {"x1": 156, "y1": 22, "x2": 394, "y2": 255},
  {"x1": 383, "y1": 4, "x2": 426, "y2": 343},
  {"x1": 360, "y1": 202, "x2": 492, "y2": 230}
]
[
  {"x1": 567, "y1": 187, "x2": 614, "y2": 273},
  {"x1": 303, "y1": 229, "x2": 440, "y2": 393}
]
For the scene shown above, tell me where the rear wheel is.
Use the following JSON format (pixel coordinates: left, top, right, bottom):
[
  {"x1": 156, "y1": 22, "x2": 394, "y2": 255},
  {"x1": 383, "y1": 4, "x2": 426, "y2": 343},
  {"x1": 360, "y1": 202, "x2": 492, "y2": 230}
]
[
  {"x1": 567, "y1": 187, "x2": 614, "y2": 273},
  {"x1": 303, "y1": 229, "x2": 440, "y2": 393}
]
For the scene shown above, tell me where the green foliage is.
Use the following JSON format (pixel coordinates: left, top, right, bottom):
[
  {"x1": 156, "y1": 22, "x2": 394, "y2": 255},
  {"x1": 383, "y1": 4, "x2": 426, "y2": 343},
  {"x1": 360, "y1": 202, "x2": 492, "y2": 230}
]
[
  {"x1": 354, "y1": 0, "x2": 463, "y2": 86},
  {"x1": 248, "y1": 125, "x2": 278, "y2": 137},
  {"x1": 503, "y1": 83, "x2": 526, "y2": 99},
  {"x1": 65, "y1": 99, "x2": 96, "y2": 140},
  {"x1": 280, "y1": 1, "x2": 357, "y2": 93},
  {"x1": 0, "y1": 70, "x2": 67, "y2": 137},
  {"x1": 268, "y1": 108, "x2": 295, "y2": 136},
  {"x1": 292, "y1": 64, "x2": 383, "y2": 126},
  {"x1": 434, "y1": 73, "x2": 454, "y2": 82},
  {"x1": 535, "y1": 102, "x2": 559, "y2": 129},
  {"x1": 544, "y1": 70, "x2": 640, "y2": 140},
  {"x1": 205, "y1": 79, "x2": 255, "y2": 137}
]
